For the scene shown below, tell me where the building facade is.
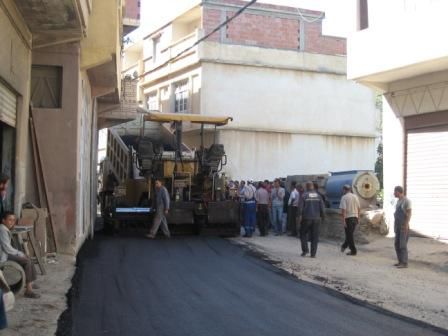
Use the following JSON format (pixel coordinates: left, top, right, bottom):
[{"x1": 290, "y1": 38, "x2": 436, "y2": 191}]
[
  {"x1": 124, "y1": 0, "x2": 379, "y2": 181},
  {"x1": 0, "y1": 0, "x2": 132, "y2": 254},
  {"x1": 348, "y1": 0, "x2": 448, "y2": 240}
]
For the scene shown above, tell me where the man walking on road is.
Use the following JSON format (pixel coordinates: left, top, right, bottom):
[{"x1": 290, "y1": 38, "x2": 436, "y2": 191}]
[
  {"x1": 270, "y1": 179, "x2": 285, "y2": 235},
  {"x1": 393, "y1": 186, "x2": 412, "y2": 268},
  {"x1": 255, "y1": 182, "x2": 270, "y2": 236},
  {"x1": 147, "y1": 179, "x2": 171, "y2": 239},
  {"x1": 298, "y1": 182, "x2": 325, "y2": 258},
  {"x1": 340, "y1": 185, "x2": 361, "y2": 256}
]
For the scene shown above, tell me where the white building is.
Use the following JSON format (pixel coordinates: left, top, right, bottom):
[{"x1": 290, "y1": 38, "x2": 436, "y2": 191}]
[
  {"x1": 124, "y1": 0, "x2": 379, "y2": 181},
  {"x1": 348, "y1": 0, "x2": 448, "y2": 240}
]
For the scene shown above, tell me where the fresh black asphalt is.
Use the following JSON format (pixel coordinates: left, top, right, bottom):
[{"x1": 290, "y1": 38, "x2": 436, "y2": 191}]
[{"x1": 59, "y1": 236, "x2": 447, "y2": 336}]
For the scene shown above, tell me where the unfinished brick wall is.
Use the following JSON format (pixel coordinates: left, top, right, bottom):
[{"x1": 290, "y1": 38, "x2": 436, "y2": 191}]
[
  {"x1": 125, "y1": 0, "x2": 140, "y2": 20},
  {"x1": 203, "y1": 8, "x2": 222, "y2": 42},
  {"x1": 303, "y1": 21, "x2": 346, "y2": 55},
  {"x1": 202, "y1": 0, "x2": 346, "y2": 56},
  {"x1": 226, "y1": 12, "x2": 300, "y2": 49}
]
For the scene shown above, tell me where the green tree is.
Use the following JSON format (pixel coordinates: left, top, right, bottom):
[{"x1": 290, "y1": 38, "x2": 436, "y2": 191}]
[{"x1": 375, "y1": 142, "x2": 383, "y2": 189}]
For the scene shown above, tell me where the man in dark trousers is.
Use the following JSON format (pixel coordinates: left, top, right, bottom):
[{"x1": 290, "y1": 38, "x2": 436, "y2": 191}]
[
  {"x1": 298, "y1": 182, "x2": 325, "y2": 258},
  {"x1": 393, "y1": 186, "x2": 412, "y2": 268},
  {"x1": 340, "y1": 185, "x2": 361, "y2": 256},
  {"x1": 146, "y1": 179, "x2": 171, "y2": 239},
  {"x1": 255, "y1": 182, "x2": 270, "y2": 236},
  {"x1": 287, "y1": 181, "x2": 300, "y2": 236}
]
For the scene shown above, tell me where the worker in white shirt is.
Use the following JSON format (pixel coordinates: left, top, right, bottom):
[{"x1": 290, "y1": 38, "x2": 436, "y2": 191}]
[
  {"x1": 288, "y1": 181, "x2": 300, "y2": 236},
  {"x1": 242, "y1": 181, "x2": 257, "y2": 237}
]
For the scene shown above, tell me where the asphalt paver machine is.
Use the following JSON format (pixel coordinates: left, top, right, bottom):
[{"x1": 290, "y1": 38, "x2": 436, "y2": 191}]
[{"x1": 100, "y1": 110, "x2": 240, "y2": 236}]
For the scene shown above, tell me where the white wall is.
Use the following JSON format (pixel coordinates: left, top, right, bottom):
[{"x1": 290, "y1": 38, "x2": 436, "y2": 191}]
[
  {"x1": 220, "y1": 129, "x2": 375, "y2": 181},
  {"x1": 348, "y1": 0, "x2": 448, "y2": 83},
  {"x1": 382, "y1": 98, "x2": 405, "y2": 234},
  {"x1": 201, "y1": 62, "x2": 378, "y2": 137}
]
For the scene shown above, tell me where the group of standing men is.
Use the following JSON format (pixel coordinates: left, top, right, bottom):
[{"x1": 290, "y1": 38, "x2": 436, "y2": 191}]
[
  {"x1": 239, "y1": 179, "x2": 412, "y2": 267},
  {"x1": 239, "y1": 179, "x2": 330, "y2": 257}
]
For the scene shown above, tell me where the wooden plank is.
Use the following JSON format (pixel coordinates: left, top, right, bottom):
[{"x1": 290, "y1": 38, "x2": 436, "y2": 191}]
[
  {"x1": 27, "y1": 232, "x2": 47, "y2": 275},
  {"x1": 29, "y1": 116, "x2": 46, "y2": 208},
  {"x1": 22, "y1": 208, "x2": 48, "y2": 257},
  {"x1": 30, "y1": 108, "x2": 58, "y2": 252}
]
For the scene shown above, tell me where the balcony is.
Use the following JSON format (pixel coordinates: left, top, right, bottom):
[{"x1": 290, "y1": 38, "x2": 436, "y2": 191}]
[
  {"x1": 142, "y1": 30, "x2": 201, "y2": 86},
  {"x1": 347, "y1": 4, "x2": 448, "y2": 91},
  {"x1": 11, "y1": 0, "x2": 94, "y2": 48}
]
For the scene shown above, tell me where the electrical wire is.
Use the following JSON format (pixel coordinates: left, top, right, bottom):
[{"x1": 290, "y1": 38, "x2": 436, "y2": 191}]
[
  {"x1": 139, "y1": 0, "x2": 258, "y2": 79},
  {"x1": 296, "y1": 7, "x2": 325, "y2": 23}
]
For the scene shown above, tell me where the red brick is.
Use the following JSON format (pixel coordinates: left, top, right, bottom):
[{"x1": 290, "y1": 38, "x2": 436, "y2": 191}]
[{"x1": 202, "y1": 1, "x2": 346, "y2": 56}]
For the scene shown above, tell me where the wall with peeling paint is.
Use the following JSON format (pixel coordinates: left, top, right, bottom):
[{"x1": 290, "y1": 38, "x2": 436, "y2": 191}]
[{"x1": 32, "y1": 43, "x2": 81, "y2": 254}]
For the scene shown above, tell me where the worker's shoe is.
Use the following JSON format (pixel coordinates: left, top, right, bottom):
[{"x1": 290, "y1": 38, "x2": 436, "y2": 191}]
[
  {"x1": 310, "y1": 255, "x2": 316, "y2": 258},
  {"x1": 396, "y1": 263, "x2": 408, "y2": 269},
  {"x1": 24, "y1": 291, "x2": 41, "y2": 299},
  {"x1": 145, "y1": 234, "x2": 155, "y2": 239},
  {"x1": 346, "y1": 252, "x2": 357, "y2": 256},
  {"x1": 340, "y1": 245, "x2": 347, "y2": 253},
  {"x1": 300, "y1": 252, "x2": 307, "y2": 257}
]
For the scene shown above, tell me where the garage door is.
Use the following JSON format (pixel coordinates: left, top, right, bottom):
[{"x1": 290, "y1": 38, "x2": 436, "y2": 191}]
[
  {"x1": 0, "y1": 81, "x2": 17, "y2": 127},
  {"x1": 407, "y1": 125, "x2": 448, "y2": 240}
]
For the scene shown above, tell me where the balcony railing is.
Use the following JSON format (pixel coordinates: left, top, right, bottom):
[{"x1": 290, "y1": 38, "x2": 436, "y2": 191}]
[{"x1": 142, "y1": 30, "x2": 201, "y2": 83}]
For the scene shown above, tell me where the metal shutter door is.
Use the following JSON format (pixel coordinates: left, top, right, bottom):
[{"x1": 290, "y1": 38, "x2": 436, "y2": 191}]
[
  {"x1": 0, "y1": 82, "x2": 17, "y2": 127},
  {"x1": 407, "y1": 125, "x2": 448, "y2": 240}
]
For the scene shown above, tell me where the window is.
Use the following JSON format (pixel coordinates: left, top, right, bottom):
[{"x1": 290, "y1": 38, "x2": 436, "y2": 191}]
[
  {"x1": 152, "y1": 37, "x2": 160, "y2": 63},
  {"x1": 147, "y1": 92, "x2": 158, "y2": 111},
  {"x1": 31, "y1": 65, "x2": 63, "y2": 108},
  {"x1": 174, "y1": 81, "x2": 189, "y2": 113}
]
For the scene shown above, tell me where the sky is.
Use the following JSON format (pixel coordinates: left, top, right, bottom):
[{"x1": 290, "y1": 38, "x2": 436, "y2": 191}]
[{"x1": 138, "y1": 0, "x2": 357, "y2": 38}]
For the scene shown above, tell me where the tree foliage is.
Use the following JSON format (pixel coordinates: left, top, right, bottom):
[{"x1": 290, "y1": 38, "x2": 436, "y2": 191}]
[{"x1": 375, "y1": 142, "x2": 383, "y2": 189}]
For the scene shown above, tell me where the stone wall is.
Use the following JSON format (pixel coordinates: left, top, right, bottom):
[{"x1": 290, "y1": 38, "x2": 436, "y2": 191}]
[{"x1": 320, "y1": 208, "x2": 388, "y2": 244}]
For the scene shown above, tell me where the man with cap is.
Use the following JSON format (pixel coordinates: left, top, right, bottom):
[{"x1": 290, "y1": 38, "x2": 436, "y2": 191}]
[
  {"x1": 298, "y1": 182, "x2": 325, "y2": 257},
  {"x1": 340, "y1": 184, "x2": 361, "y2": 256}
]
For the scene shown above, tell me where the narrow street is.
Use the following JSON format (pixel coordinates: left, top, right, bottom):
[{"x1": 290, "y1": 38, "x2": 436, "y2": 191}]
[{"x1": 59, "y1": 236, "x2": 446, "y2": 336}]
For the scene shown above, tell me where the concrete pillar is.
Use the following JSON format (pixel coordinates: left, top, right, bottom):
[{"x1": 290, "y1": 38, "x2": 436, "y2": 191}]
[
  {"x1": 382, "y1": 97, "x2": 404, "y2": 236},
  {"x1": 356, "y1": 0, "x2": 369, "y2": 31},
  {"x1": 14, "y1": 53, "x2": 32, "y2": 215}
]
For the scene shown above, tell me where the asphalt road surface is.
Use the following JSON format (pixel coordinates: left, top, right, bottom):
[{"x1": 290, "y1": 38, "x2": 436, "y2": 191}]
[{"x1": 62, "y1": 236, "x2": 447, "y2": 336}]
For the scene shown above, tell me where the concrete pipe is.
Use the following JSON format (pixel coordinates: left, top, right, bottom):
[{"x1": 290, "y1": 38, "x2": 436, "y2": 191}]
[{"x1": 0, "y1": 261, "x2": 26, "y2": 294}]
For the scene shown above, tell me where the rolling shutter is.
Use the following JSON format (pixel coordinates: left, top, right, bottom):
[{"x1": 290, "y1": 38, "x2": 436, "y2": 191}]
[
  {"x1": 406, "y1": 125, "x2": 448, "y2": 240},
  {"x1": 0, "y1": 82, "x2": 17, "y2": 127}
]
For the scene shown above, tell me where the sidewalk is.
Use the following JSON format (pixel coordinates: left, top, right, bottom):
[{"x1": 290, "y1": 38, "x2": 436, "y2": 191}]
[
  {"x1": 232, "y1": 234, "x2": 448, "y2": 330},
  {"x1": 2, "y1": 255, "x2": 75, "y2": 336}
]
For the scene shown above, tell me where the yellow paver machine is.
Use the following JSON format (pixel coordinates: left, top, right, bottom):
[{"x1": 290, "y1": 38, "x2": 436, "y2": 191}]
[{"x1": 100, "y1": 109, "x2": 240, "y2": 236}]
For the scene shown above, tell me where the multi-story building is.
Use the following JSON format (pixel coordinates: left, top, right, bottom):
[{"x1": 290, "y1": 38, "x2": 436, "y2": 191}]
[
  {"x1": 0, "y1": 0, "x2": 135, "y2": 253},
  {"x1": 123, "y1": 0, "x2": 141, "y2": 35},
  {"x1": 123, "y1": 0, "x2": 379, "y2": 181},
  {"x1": 348, "y1": 0, "x2": 448, "y2": 240}
]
